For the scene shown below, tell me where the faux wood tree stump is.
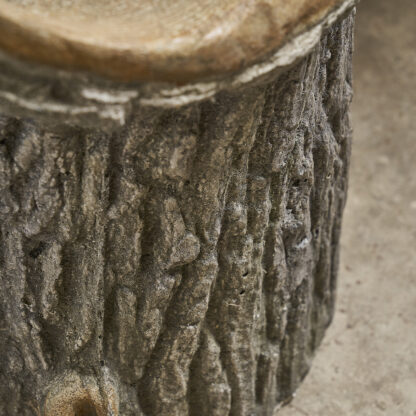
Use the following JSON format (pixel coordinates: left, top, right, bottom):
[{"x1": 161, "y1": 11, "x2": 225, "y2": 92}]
[{"x1": 0, "y1": 1, "x2": 356, "y2": 415}]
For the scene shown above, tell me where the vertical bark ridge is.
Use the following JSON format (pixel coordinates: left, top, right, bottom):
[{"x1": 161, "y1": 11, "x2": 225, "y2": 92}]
[{"x1": 188, "y1": 327, "x2": 232, "y2": 416}]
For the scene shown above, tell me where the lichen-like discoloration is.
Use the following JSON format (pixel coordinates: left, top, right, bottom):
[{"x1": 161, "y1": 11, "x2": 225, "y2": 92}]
[{"x1": 0, "y1": 12, "x2": 354, "y2": 416}]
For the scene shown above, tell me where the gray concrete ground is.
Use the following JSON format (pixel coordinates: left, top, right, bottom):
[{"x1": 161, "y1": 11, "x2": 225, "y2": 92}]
[{"x1": 278, "y1": 0, "x2": 416, "y2": 415}]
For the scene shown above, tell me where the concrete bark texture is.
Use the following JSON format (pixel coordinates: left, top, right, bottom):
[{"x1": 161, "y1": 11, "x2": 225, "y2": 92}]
[{"x1": 0, "y1": 13, "x2": 354, "y2": 416}]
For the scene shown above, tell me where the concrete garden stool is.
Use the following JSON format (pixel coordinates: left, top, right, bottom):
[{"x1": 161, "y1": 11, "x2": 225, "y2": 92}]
[{"x1": 0, "y1": 1, "x2": 356, "y2": 415}]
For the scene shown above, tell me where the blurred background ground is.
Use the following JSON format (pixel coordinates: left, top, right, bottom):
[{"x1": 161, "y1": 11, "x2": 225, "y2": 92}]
[{"x1": 278, "y1": 0, "x2": 416, "y2": 415}]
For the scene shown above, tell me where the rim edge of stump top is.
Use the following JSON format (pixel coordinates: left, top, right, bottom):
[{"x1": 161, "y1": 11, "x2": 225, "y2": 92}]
[{"x1": 0, "y1": 0, "x2": 355, "y2": 84}]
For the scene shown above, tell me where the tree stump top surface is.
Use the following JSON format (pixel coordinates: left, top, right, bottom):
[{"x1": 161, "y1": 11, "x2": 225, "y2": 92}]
[{"x1": 0, "y1": 0, "x2": 349, "y2": 83}]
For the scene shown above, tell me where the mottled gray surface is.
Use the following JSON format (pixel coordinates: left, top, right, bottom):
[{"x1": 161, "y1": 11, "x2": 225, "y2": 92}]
[{"x1": 0, "y1": 13, "x2": 353, "y2": 416}]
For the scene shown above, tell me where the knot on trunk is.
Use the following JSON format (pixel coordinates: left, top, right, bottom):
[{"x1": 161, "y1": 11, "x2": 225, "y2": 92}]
[{"x1": 42, "y1": 371, "x2": 118, "y2": 416}]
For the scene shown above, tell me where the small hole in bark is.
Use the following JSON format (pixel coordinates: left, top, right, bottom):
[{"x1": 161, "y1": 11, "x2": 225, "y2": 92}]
[
  {"x1": 242, "y1": 271, "x2": 249, "y2": 277},
  {"x1": 100, "y1": 360, "x2": 104, "y2": 366},
  {"x1": 22, "y1": 296, "x2": 31, "y2": 306},
  {"x1": 73, "y1": 399, "x2": 98, "y2": 416},
  {"x1": 29, "y1": 242, "x2": 47, "y2": 259},
  {"x1": 293, "y1": 179, "x2": 301, "y2": 187},
  {"x1": 240, "y1": 289, "x2": 246, "y2": 295}
]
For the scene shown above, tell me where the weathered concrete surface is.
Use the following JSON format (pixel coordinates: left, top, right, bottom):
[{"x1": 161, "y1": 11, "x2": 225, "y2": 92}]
[
  {"x1": 0, "y1": 13, "x2": 355, "y2": 416},
  {"x1": 278, "y1": 0, "x2": 416, "y2": 414}
]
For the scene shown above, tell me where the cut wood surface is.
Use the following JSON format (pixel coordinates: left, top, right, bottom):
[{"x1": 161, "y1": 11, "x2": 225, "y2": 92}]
[{"x1": 0, "y1": 0, "x2": 350, "y2": 82}]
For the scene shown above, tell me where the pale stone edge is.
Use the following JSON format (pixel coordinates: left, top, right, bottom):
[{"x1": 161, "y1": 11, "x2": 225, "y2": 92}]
[
  {"x1": 0, "y1": 0, "x2": 356, "y2": 126},
  {"x1": 140, "y1": 0, "x2": 357, "y2": 108}
]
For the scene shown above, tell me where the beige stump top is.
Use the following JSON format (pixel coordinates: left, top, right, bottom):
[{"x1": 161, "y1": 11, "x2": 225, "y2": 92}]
[{"x1": 0, "y1": 0, "x2": 353, "y2": 83}]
